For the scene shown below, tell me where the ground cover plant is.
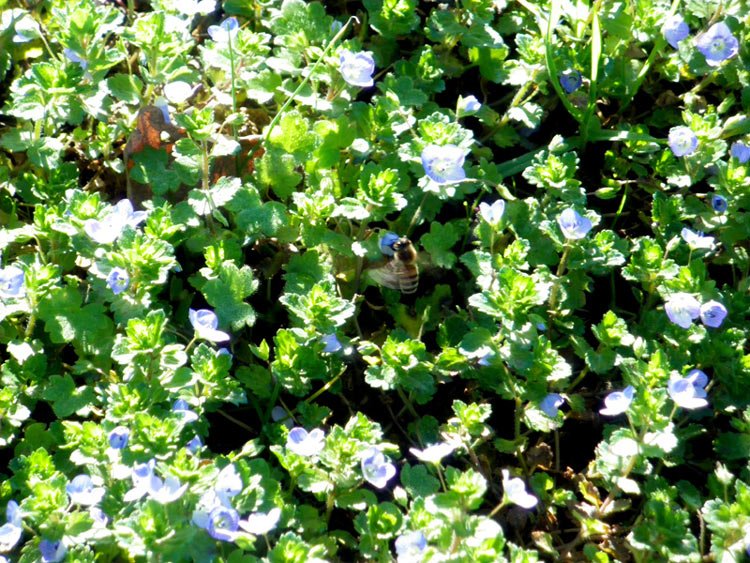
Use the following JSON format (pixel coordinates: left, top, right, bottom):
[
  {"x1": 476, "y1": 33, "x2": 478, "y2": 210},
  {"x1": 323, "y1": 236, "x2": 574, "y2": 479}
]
[{"x1": 1, "y1": 0, "x2": 750, "y2": 561}]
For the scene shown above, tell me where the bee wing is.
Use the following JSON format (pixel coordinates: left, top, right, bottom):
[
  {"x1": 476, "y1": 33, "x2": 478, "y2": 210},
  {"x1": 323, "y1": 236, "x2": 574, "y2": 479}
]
[{"x1": 368, "y1": 260, "x2": 418, "y2": 293}]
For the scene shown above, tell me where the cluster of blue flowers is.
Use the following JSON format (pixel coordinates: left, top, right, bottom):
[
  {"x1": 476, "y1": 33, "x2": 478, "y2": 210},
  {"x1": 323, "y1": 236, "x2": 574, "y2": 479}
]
[
  {"x1": 600, "y1": 368, "x2": 710, "y2": 416},
  {"x1": 663, "y1": 16, "x2": 739, "y2": 66},
  {"x1": 664, "y1": 293, "x2": 727, "y2": 329}
]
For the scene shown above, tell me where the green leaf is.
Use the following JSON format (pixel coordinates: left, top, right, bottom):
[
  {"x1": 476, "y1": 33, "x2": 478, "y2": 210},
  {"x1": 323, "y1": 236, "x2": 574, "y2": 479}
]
[
  {"x1": 42, "y1": 374, "x2": 96, "y2": 418},
  {"x1": 400, "y1": 463, "x2": 440, "y2": 498},
  {"x1": 107, "y1": 73, "x2": 144, "y2": 103},
  {"x1": 421, "y1": 221, "x2": 460, "y2": 268},
  {"x1": 200, "y1": 261, "x2": 259, "y2": 331}
]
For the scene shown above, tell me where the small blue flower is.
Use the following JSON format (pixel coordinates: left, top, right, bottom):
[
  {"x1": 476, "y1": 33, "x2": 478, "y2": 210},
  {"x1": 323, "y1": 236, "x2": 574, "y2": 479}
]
[
  {"x1": 360, "y1": 446, "x2": 396, "y2": 489},
  {"x1": 172, "y1": 399, "x2": 199, "y2": 423},
  {"x1": 89, "y1": 507, "x2": 109, "y2": 528},
  {"x1": 395, "y1": 530, "x2": 427, "y2": 562},
  {"x1": 695, "y1": 21, "x2": 738, "y2": 66},
  {"x1": 478, "y1": 200, "x2": 506, "y2": 226},
  {"x1": 730, "y1": 141, "x2": 750, "y2": 164},
  {"x1": 668, "y1": 126, "x2": 698, "y2": 157},
  {"x1": 458, "y1": 95, "x2": 481, "y2": 116},
  {"x1": 664, "y1": 293, "x2": 701, "y2": 329},
  {"x1": 540, "y1": 393, "x2": 564, "y2": 418},
  {"x1": 557, "y1": 208, "x2": 593, "y2": 240},
  {"x1": 711, "y1": 195, "x2": 728, "y2": 213},
  {"x1": 189, "y1": 308, "x2": 230, "y2": 343},
  {"x1": 84, "y1": 199, "x2": 146, "y2": 245},
  {"x1": 108, "y1": 426, "x2": 129, "y2": 449},
  {"x1": 207, "y1": 17, "x2": 239, "y2": 43},
  {"x1": 0, "y1": 501, "x2": 22, "y2": 553},
  {"x1": 238, "y1": 507, "x2": 282, "y2": 535},
  {"x1": 186, "y1": 435, "x2": 203, "y2": 454},
  {"x1": 286, "y1": 427, "x2": 325, "y2": 457},
  {"x1": 123, "y1": 459, "x2": 156, "y2": 502},
  {"x1": 700, "y1": 300, "x2": 727, "y2": 328},
  {"x1": 559, "y1": 69, "x2": 582, "y2": 93},
  {"x1": 409, "y1": 442, "x2": 455, "y2": 464},
  {"x1": 421, "y1": 144, "x2": 467, "y2": 184},
  {"x1": 599, "y1": 386, "x2": 635, "y2": 416},
  {"x1": 379, "y1": 232, "x2": 401, "y2": 256},
  {"x1": 321, "y1": 333, "x2": 343, "y2": 353},
  {"x1": 662, "y1": 14, "x2": 689, "y2": 48},
  {"x1": 0, "y1": 265, "x2": 25, "y2": 299},
  {"x1": 668, "y1": 370, "x2": 709, "y2": 409},
  {"x1": 339, "y1": 50, "x2": 375, "y2": 88},
  {"x1": 680, "y1": 227, "x2": 715, "y2": 251},
  {"x1": 148, "y1": 475, "x2": 188, "y2": 504},
  {"x1": 207, "y1": 506, "x2": 240, "y2": 542},
  {"x1": 66, "y1": 474, "x2": 105, "y2": 506},
  {"x1": 39, "y1": 539, "x2": 67, "y2": 563},
  {"x1": 154, "y1": 96, "x2": 172, "y2": 125},
  {"x1": 502, "y1": 469, "x2": 538, "y2": 509},
  {"x1": 63, "y1": 48, "x2": 88, "y2": 71},
  {"x1": 215, "y1": 464, "x2": 243, "y2": 505},
  {"x1": 107, "y1": 268, "x2": 130, "y2": 294}
]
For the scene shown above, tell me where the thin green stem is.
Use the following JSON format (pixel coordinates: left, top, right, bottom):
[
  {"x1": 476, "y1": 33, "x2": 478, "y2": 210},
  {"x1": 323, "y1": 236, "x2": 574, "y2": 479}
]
[{"x1": 263, "y1": 16, "x2": 359, "y2": 146}]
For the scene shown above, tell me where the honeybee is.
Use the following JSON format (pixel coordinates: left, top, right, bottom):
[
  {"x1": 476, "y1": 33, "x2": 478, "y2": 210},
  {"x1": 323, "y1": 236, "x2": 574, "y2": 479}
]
[{"x1": 368, "y1": 237, "x2": 419, "y2": 294}]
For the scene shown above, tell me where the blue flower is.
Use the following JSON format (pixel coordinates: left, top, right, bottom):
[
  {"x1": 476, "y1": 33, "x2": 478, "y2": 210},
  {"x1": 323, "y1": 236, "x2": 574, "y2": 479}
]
[
  {"x1": 478, "y1": 200, "x2": 505, "y2": 226},
  {"x1": 207, "y1": 17, "x2": 239, "y2": 43},
  {"x1": 700, "y1": 300, "x2": 727, "y2": 328},
  {"x1": 189, "y1": 308, "x2": 230, "y2": 343},
  {"x1": 680, "y1": 227, "x2": 715, "y2": 250},
  {"x1": 599, "y1": 386, "x2": 635, "y2": 416},
  {"x1": 557, "y1": 208, "x2": 593, "y2": 240},
  {"x1": 107, "y1": 267, "x2": 130, "y2": 294},
  {"x1": 540, "y1": 393, "x2": 564, "y2": 418},
  {"x1": 668, "y1": 370, "x2": 708, "y2": 409},
  {"x1": 0, "y1": 501, "x2": 22, "y2": 553},
  {"x1": 215, "y1": 464, "x2": 243, "y2": 505},
  {"x1": 458, "y1": 95, "x2": 481, "y2": 116},
  {"x1": 286, "y1": 427, "x2": 325, "y2": 457},
  {"x1": 395, "y1": 530, "x2": 427, "y2": 562},
  {"x1": 379, "y1": 232, "x2": 401, "y2": 256},
  {"x1": 668, "y1": 126, "x2": 698, "y2": 157},
  {"x1": 172, "y1": 399, "x2": 199, "y2": 423},
  {"x1": 695, "y1": 21, "x2": 738, "y2": 66},
  {"x1": 321, "y1": 333, "x2": 343, "y2": 353},
  {"x1": 502, "y1": 469, "x2": 538, "y2": 509},
  {"x1": 66, "y1": 474, "x2": 105, "y2": 506},
  {"x1": 730, "y1": 141, "x2": 750, "y2": 164},
  {"x1": 84, "y1": 199, "x2": 146, "y2": 245},
  {"x1": 421, "y1": 144, "x2": 467, "y2": 184},
  {"x1": 338, "y1": 50, "x2": 375, "y2": 88},
  {"x1": 238, "y1": 507, "x2": 282, "y2": 535},
  {"x1": 63, "y1": 48, "x2": 88, "y2": 71},
  {"x1": 148, "y1": 475, "x2": 188, "y2": 504},
  {"x1": 0, "y1": 266, "x2": 25, "y2": 299},
  {"x1": 39, "y1": 539, "x2": 67, "y2": 563},
  {"x1": 123, "y1": 459, "x2": 156, "y2": 502},
  {"x1": 662, "y1": 15, "x2": 689, "y2": 48},
  {"x1": 559, "y1": 69, "x2": 582, "y2": 93},
  {"x1": 360, "y1": 446, "x2": 396, "y2": 489},
  {"x1": 108, "y1": 426, "x2": 129, "y2": 450},
  {"x1": 664, "y1": 293, "x2": 701, "y2": 329},
  {"x1": 186, "y1": 435, "x2": 203, "y2": 454},
  {"x1": 89, "y1": 507, "x2": 109, "y2": 528},
  {"x1": 409, "y1": 442, "x2": 455, "y2": 464},
  {"x1": 207, "y1": 506, "x2": 240, "y2": 542},
  {"x1": 711, "y1": 195, "x2": 728, "y2": 213}
]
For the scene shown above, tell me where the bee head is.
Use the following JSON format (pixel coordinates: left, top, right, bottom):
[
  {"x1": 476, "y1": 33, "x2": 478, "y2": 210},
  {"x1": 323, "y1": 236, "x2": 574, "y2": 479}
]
[{"x1": 393, "y1": 238, "x2": 417, "y2": 260}]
